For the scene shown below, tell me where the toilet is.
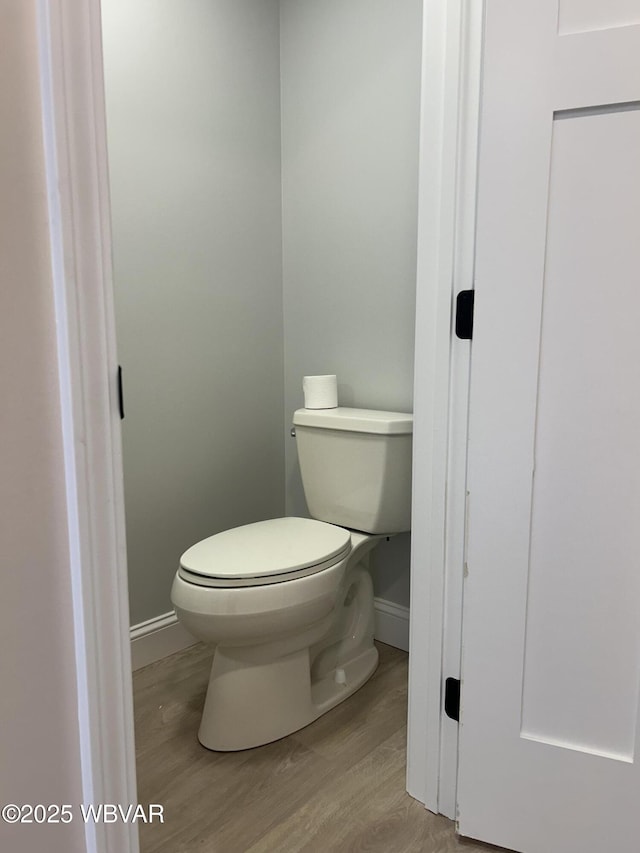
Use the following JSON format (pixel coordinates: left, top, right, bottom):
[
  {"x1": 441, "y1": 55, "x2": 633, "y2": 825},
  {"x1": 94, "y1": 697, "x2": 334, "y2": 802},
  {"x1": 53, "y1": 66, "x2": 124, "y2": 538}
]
[{"x1": 170, "y1": 406, "x2": 413, "y2": 751}]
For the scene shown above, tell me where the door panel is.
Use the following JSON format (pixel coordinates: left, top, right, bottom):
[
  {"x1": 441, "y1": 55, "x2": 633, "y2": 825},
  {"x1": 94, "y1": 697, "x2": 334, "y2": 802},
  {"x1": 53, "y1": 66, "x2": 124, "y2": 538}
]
[
  {"x1": 558, "y1": 1, "x2": 640, "y2": 35},
  {"x1": 457, "y1": 2, "x2": 640, "y2": 851},
  {"x1": 521, "y1": 107, "x2": 640, "y2": 762},
  {"x1": 555, "y1": 27, "x2": 640, "y2": 107}
]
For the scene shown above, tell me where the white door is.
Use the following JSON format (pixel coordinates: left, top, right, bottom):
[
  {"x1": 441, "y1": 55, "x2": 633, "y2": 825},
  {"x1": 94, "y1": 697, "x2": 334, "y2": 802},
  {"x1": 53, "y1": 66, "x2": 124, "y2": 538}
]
[{"x1": 457, "y1": 2, "x2": 640, "y2": 852}]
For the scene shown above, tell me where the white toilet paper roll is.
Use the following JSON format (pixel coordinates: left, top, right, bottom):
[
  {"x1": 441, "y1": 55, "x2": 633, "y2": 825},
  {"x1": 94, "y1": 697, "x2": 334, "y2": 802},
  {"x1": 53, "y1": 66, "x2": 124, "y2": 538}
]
[{"x1": 303, "y1": 375, "x2": 338, "y2": 409}]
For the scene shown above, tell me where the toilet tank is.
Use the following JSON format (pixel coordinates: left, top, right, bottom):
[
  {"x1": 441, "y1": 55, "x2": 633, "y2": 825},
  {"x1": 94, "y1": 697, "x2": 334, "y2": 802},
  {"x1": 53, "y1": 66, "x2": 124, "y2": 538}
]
[{"x1": 292, "y1": 407, "x2": 413, "y2": 534}]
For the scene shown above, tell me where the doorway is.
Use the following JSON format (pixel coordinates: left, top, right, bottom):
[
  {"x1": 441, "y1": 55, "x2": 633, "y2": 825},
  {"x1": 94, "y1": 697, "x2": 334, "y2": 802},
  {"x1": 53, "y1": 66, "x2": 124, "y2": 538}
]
[
  {"x1": 40, "y1": 0, "x2": 470, "y2": 849},
  {"x1": 100, "y1": 0, "x2": 424, "y2": 847}
]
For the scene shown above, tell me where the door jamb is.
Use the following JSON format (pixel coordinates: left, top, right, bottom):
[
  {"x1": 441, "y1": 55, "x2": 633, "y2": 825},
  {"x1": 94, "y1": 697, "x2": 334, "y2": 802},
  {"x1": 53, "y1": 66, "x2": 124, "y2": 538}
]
[
  {"x1": 37, "y1": 2, "x2": 138, "y2": 851},
  {"x1": 407, "y1": 0, "x2": 483, "y2": 816}
]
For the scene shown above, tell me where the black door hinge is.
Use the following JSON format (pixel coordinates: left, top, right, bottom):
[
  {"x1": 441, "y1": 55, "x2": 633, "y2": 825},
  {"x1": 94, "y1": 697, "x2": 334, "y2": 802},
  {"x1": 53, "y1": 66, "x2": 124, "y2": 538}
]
[
  {"x1": 455, "y1": 289, "x2": 475, "y2": 340},
  {"x1": 444, "y1": 677, "x2": 461, "y2": 722},
  {"x1": 117, "y1": 365, "x2": 125, "y2": 420}
]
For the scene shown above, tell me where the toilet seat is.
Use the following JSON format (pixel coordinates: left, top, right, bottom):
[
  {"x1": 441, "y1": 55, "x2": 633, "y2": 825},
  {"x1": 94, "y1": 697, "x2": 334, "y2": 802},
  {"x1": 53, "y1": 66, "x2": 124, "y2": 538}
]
[{"x1": 178, "y1": 516, "x2": 351, "y2": 588}]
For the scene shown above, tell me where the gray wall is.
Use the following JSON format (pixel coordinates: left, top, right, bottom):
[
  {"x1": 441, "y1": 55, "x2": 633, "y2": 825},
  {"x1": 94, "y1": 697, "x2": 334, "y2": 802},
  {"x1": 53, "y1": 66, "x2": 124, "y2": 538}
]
[
  {"x1": 104, "y1": 0, "x2": 422, "y2": 623},
  {"x1": 280, "y1": 0, "x2": 422, "y2": 606},
  {"x1": 0, "y1": 3, "x2": 85, "y2": 850},
  {"x1": 103, "y1": 0, "x2": 285, "y2": 624}
]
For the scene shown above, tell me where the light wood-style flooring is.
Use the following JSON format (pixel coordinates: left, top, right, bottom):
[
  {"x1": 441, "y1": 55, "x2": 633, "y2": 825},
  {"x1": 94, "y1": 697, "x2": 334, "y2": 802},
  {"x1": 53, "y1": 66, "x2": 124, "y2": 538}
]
[{"x1": 133, "y1": 641, "x2": 497, "y2": 853}]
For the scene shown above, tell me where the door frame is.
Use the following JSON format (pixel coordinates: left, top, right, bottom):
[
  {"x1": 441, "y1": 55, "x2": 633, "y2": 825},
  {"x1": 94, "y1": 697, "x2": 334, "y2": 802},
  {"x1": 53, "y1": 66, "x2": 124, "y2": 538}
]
[
  {"x1": 37, "y1": 2, "x2": 138, "y2": 851},
  {"x1": 406, "y1": 0, "x2": 483, "y2": 816},
  {"x1": 38, "y1": 0, "x2": 483, "y2": 845}
]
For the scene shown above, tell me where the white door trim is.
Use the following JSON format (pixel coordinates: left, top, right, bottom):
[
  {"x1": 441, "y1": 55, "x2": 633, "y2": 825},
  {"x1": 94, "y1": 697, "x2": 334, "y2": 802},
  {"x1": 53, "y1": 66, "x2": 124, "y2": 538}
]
[
  {"x1": 37, "y1": 2, "x2": 138, "y2": 852},
  {"x1": 407, "y1": 0, "x2": 483, "y2": 815}
]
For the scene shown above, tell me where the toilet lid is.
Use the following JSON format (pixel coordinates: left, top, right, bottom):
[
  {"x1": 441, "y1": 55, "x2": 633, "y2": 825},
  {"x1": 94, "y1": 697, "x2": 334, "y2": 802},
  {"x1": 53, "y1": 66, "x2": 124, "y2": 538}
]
[{"x1": 178, "y1": 517, "x2": 351, "y2": 588}]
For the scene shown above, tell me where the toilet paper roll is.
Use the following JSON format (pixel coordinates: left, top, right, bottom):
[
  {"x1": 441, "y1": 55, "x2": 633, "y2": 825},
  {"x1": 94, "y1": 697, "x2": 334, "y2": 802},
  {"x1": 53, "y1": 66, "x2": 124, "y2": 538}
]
[{"x1": 303, "y1": 375, "x2": 338, "y2": 409}]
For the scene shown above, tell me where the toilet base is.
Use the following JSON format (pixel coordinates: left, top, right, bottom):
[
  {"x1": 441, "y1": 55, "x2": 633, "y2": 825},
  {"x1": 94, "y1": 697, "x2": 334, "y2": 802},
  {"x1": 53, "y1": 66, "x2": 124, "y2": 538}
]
[
  {"x1": 310, "y1": 644, "x2": 378, "y2": 716},
  {"x1": 185, "y1": 534, "x2": 383, "y2": 752},
  {"x1": 198, "y1": 642, "x2": 378, "y2": 752}
]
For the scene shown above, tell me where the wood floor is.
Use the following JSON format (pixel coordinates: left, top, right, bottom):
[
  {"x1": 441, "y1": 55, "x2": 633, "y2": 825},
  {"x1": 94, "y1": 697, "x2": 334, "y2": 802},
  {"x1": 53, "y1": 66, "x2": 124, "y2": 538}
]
[{"x1": 133, "y1": 641, "x2": 495, "y2": 853}]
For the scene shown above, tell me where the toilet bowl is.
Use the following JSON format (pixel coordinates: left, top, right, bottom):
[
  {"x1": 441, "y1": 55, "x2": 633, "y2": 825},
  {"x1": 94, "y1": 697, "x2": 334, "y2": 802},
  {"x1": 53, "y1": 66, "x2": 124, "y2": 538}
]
[
  {"x1": 172, "y1": 517, "x2": 382, "y2": 750},
  {"x1": 171, "y1": 406, "x2": 413, "y2": 751}
]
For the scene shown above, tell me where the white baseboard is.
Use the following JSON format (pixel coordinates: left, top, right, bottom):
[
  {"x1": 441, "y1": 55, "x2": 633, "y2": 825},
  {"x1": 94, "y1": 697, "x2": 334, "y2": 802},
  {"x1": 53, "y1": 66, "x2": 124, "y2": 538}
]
[
  {"x1": 130, "y1": 611, "x2": 197, "y2": 671},
  {"x1": 130, "y1": 597, "x2": 409, "y2": 671},
  {"x1": 374, "y1": 597, "x2": 410, "y2": 652}
]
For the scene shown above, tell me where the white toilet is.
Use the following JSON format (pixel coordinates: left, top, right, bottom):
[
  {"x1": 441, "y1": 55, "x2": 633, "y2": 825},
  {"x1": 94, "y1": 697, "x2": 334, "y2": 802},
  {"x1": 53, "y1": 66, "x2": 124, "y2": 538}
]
[{"x1": 170, "y1": 406, "x2": 413, "y2": 751}]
